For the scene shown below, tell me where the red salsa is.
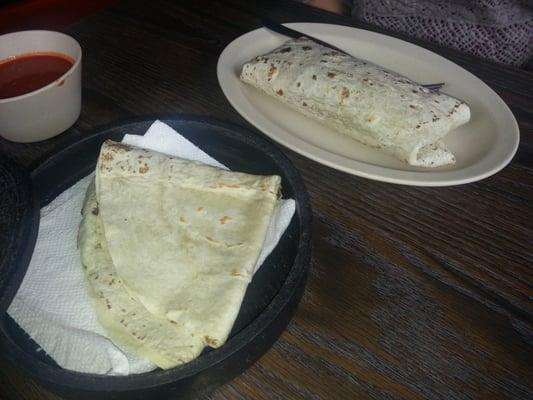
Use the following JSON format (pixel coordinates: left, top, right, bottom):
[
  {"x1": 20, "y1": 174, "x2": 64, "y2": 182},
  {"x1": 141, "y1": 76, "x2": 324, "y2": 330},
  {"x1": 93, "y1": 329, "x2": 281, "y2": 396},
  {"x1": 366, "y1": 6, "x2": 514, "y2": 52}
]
[{"x1": 0, "y1": 52, "x2": 74, "y2": 99}]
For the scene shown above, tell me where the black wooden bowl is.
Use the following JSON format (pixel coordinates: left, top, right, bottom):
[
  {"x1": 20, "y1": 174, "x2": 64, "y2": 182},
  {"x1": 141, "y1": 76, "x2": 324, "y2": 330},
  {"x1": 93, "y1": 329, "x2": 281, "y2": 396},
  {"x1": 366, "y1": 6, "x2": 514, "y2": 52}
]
[{"x1": 0, "y1": 116, "x2": 312, "y2": 399}]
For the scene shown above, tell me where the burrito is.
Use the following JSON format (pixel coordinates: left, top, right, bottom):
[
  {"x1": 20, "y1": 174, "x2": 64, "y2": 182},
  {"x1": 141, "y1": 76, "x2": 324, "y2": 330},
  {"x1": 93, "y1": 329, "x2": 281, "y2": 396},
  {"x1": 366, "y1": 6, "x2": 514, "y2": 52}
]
[
  {"x1": 79, "y1": 141, "x2": 281, "y2": 369},
  {"x1": 240, "y1": 38, "x2": 471, "y2": 167}
]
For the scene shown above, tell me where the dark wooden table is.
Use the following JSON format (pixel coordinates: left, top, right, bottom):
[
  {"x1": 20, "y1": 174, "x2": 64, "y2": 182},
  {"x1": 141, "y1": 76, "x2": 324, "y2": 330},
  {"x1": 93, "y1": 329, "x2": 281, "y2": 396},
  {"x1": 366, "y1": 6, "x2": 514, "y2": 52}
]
[{"x1": 1, "y1": 0, "x2": 532, "y2": 399}]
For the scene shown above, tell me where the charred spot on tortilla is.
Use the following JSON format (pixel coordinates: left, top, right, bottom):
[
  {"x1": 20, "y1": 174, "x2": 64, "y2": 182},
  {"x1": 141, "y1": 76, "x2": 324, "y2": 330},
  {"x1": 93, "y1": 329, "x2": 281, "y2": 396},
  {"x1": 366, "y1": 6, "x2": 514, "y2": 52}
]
[
  {"x1": 204, "y1": 336, "x2": 218, "y2": 347},
  {"x1": 340, "y1": 87, "x2": 349, "y2": 100},
  {"x1": 267, "y1": 64, "x2": 277, "y2": 81},
  {"x1": 219, "y1": 216, "x2": 232, "y2": 224},
  {"x1": 108, "y1": 142, "x2": 131, "y2": 152}
]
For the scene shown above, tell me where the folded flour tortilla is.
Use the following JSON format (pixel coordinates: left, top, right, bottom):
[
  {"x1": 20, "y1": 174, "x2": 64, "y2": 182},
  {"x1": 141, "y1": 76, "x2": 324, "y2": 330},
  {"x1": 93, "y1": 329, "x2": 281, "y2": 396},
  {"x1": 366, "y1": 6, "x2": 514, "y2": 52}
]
[
  {"x1": 240, "y1": 38, "x2": 471, "y2": 167},
  {"x1": 79, "y1": 185, "x2": 204, "y2": 368},
  {"x1": 79, "y1": 141, "x2": 281, "y2": 369}
]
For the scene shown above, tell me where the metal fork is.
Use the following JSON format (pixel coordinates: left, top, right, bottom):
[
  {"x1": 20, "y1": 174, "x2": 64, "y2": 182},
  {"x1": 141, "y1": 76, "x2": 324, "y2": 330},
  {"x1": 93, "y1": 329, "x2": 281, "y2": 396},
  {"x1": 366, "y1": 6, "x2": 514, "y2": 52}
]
[{"x1": 422, "y1": 82, "x2": 445, "y2": 91}]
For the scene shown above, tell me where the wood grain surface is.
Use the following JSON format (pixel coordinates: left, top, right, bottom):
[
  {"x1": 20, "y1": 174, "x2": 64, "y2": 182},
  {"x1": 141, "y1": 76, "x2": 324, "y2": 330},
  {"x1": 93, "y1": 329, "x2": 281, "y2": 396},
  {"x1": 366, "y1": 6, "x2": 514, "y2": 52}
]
[{"x1": 1, "y1": 0, "x2": 532, "y2": 399}]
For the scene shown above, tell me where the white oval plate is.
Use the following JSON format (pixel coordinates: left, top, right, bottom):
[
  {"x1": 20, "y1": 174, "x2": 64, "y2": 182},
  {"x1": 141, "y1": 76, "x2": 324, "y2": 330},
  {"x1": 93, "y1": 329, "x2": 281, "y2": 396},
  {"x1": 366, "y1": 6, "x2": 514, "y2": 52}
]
[{"x1": 217, "y1": 23, "x2": 519, "y2": 186}]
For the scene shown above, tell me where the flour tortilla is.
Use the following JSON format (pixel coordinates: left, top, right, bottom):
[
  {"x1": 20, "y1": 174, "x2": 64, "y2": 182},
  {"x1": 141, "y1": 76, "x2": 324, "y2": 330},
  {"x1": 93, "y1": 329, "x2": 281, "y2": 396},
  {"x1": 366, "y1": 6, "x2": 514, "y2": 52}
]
[
  {"x1": 79, "y1": 183, "x2": 204, "y2": 369},
  {"x1": 240, "y1": 38, "x2": 471, "y2": 167},
  {"x1": 83, "y1": 141, "x2": 281, "y2": 368}
]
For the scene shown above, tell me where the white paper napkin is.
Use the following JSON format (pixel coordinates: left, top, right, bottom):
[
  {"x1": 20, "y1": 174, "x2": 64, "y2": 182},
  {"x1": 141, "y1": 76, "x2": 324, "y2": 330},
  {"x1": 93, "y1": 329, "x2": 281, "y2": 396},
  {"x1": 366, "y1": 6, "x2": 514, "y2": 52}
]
[{"x1": 7, "y1": 120, "x2": 295, "y2": 375}]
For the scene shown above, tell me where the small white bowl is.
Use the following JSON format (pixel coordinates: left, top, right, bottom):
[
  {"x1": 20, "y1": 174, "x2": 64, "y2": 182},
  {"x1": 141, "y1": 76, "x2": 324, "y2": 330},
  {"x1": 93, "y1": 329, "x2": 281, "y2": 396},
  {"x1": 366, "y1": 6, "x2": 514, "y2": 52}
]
[{"x1": 0, "y1": 30, "x2": 82, "y2": 143}]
